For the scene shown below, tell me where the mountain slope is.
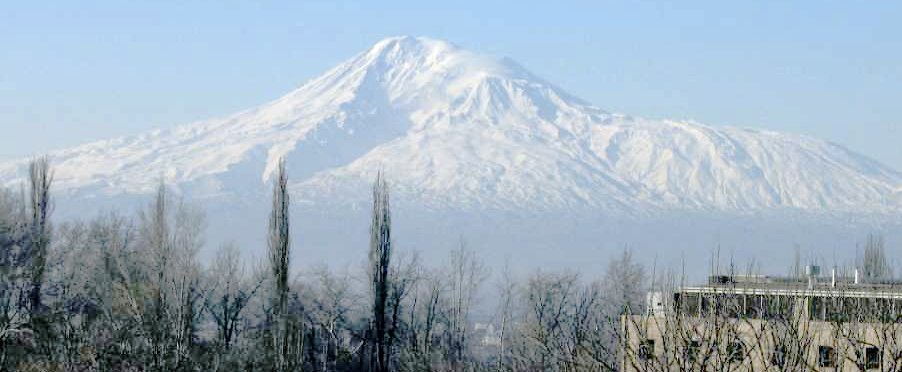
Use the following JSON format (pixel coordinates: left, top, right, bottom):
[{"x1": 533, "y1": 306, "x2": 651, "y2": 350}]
[{"x1": 1, "y1": 36, "x2": 900, "y2": 217}]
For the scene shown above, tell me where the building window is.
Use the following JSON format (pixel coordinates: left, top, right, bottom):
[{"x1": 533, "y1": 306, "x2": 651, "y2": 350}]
[
  {"x1": 685, "y1": 340, "x2": 701, "y2": 364},
  {"x1": 810, "y1": 298, "x2": 825, "y2": 320},
  {"x1": 826, "y1": 297, "x2": 848, "y2": 322},
  {"x1": 676, "y1": 293, "x2": 701, "y2": 316},
  {"x1": 865, "y1": 347, "x2": 881, "y2": 369},
  {"x1": 638, "y1": 339, "x2": 655, "y2": 361},
  {"x1": 764, "y1": 295, "x2": 789, "y2": 320},
  {"x1": 819, "y1": 346, "x2": 836, "y2": 368},
  {"x1": 727, "y1": 340, "x2": 745, "y2": 363},
  {"x1": 771, "y1": 345, "x2": 786, "y2": 367}
]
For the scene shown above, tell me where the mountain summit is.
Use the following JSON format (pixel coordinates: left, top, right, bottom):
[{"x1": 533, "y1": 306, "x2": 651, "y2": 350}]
[{"x1": 2, "y1": 36, "x2": 901, "y2": 217}]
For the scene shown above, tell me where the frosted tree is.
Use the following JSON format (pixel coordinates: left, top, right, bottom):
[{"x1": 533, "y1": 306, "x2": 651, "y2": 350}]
[
  {"x1": 369, "y1": 171, "x2": 392, "y2": 372},
  {"x1": 602, "y1": 247, "x2": 646, "y2": 315},
  {"x1": 419, "y1": 268, "x2": 447, "y2": 359},
  {"x1": 597, "y1": 247, "x2": 646, "y2": 368},
  {"x1": 446, "y1": 239, "x2": 489, "y2": 367},
  {"x1": 0, "y1": 158, "x2": 55, "y2": 368},
  {"x1": 267, "y1": 158, "x2": 299, "y2": 371},
  {"x1": 306, "y1": 266, "x2": 355, "y2": 372},
  {"x1": 512, "y1": 270, "x2": 580, "y2": 370},
  {"x1": 861, "y1": 234, "x2": 889, "y2": 281},
  {"x1": 495, "y1": 263, "x2": 517, "y2": 371},
  {"x1": 0, "y1": 186, "x2": 27, "y2": 366},
  {"x1": 205, "y1": 243, "x2": 260, "y2": 352},
  {"x1": 63, "y1": 213, "x2": 142, "y2": 369},
  {"x1": 138, "y1": 180, "x2": 205, "y2": 369},
  {"x1": 26, "y1": 157, "x2": 53, "y2": 314},
  {"x1": 140, "y1": 180, "x2": 173, "y2": 368}
]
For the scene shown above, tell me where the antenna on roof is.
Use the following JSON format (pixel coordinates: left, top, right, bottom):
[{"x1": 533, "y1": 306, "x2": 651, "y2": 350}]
[
  {"x1": 831, "y1": 267, "x2": 836, "y2": 288},
  {"x1": 805, "y1": 265, "x2": 820, "y2": 289}
]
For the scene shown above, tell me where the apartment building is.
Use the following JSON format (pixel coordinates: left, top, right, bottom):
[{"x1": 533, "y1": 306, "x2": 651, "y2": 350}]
[{"x1": 622, "y1": 267, "x2": 902, "y2": 371}]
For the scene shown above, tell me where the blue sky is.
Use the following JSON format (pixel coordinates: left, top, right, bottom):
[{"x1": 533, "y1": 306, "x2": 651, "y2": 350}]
[{"x1": 1, "y1": 1, "x2": 900, "y2": 169}]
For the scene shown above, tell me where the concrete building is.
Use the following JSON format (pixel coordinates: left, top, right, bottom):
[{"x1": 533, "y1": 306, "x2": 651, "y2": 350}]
[{"x1": 622, "y1": 268, "x2": 902, "y2": 371}]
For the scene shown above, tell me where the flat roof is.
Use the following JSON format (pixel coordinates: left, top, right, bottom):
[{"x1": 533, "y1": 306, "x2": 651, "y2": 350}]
[
  {"x1": 680, "y1": 284, "x2": 902, "y2": 300},
  {"x1": 671, "y1": 274, "x2": 902, "y2": 300}
]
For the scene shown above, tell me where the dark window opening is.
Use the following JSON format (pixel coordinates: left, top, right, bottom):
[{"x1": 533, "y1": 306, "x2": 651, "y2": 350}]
[
  {"x1": 865, "y1": 347, "x2": 880, "y2": 369},
  {"x1": 819, "y1": 346, "x2": 836, "y2": 368},
  {"x1": 727, "y1": 340, "x2": 745, "y2": 363},
  {"x1": 810, "y1": 298, "x2": 825, "y2": 321},
  {"x1": 771, "y1": 345, "x2": 786, "y2": 367},
  {"x1": 638, "y1": 339, "x2": 655, "y2": 361},
  {"x1": 685, "y1": 340, "x2": 701, "y2": 364}
]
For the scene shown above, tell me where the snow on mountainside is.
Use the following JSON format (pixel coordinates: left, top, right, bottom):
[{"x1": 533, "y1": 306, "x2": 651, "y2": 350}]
[{"x1": 1, "y1": 36, "x2": 901, "y2": 216}]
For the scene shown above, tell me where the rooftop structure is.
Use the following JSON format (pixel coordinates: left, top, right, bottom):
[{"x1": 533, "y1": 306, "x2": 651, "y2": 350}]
[
  {"x1": 674, "y1": 267, "x2": 902, "y2": 322},
  {"x1": 685, "y1": 269, "x2": 902, "y2": 297},
  {"x1": 623, "y1": 266, "x2": 902, "y2": 371}
]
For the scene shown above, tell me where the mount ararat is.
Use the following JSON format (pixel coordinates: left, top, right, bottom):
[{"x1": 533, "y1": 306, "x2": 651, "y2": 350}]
[{"x1": 2, "y1": 36, "x2": 899, "y2": 270}]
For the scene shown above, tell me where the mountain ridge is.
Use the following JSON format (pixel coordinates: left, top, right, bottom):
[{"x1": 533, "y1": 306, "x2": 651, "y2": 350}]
[{"x1": 1, "y1": 36, "x2": 900, "y2": 218}]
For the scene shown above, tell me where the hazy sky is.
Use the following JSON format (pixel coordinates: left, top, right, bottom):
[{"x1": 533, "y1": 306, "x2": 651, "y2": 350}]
[{"x1": 1, "y1": 1, "x2": 900, "y2": 169}]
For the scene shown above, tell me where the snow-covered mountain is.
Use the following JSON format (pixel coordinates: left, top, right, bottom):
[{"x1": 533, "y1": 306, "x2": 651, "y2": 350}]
[{"x1": 2, "y1": 36, "x2": 899, "y2": 218}]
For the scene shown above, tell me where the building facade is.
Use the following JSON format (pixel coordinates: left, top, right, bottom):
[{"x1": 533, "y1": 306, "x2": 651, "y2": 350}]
[{"x1": 622, "y1": 270, "x2": 902, "y2": 371}]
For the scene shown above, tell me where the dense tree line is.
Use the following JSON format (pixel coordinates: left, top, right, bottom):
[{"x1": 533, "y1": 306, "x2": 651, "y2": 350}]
[
  {"x1": 4, "y1": 157, "x2": 899, "y2": 372},
  {"x1": 0, "y1": 158, "x2": 649, "y2": 371}
]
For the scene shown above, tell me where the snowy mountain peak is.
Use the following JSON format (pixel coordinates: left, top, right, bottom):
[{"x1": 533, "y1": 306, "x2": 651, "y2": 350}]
[
  {"x1": 294, "y1": 35, "x2": 555, "y2": 112},
  {"x1": 366, "y1": 36, "x2": 461, "y2": 60},
  {"x1": 1, "y1": 37, "x2": 900, "y2": 218},
  {"x1": 361, "y1": 36, "x2": 511, "y2": 77}
]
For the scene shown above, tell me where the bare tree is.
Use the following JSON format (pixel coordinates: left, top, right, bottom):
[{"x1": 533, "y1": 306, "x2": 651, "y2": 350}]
[
  {"x1": 369, "y1": 171, "x2": 392, "y2": 372},
  {"x1": 138, "y1": 180, "x2": 206, "y2": 369},
  {"x1": 420, "y1": 268, "x2": 446, "y2": 359},
  {"x1": 495, "y1": 263, "x2": 517, "y2": 371},
  {"x1": 83, "y1": 213, "x2": 143, "y2": 370},
  {"x1": 267, "y1": 158, "x2": 298, "y2": 371},
  {"x1": 27, "y1": 157, "x2": 53, "y2": 314},
  {"x1": 172, "y1": 198, "x2": 205, "y2": 368},
  {"x1": 397, "y1": 258, "x2": 447, "y2": 370},
  {"x1": 512, "y1": 270, "x2": 581, "y2": 371},
  {"x1": 446, "y1": 239, "x2": 489, "y2": 367},
  {"x1": 0, "y1": 186, "x2": 28, "y2": 367},
  {"x1": 141, "y1": 180, "x2": 173, "y2": 368},
  {"x1": 861, "y1": 234, "x2": 889, "y2": 281},
  {"x1": 502, "y1": 248, "x2": 649, "y2": 372},
  {"x1": 602, "y1": 247, "x2": 646, "y2": 316},
  {"x1": 204, "y1": 243, "x2": 261, "y2": 351},
  {"x1": 306, "y1": 266, "x2": 355, "y2": 372}
]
